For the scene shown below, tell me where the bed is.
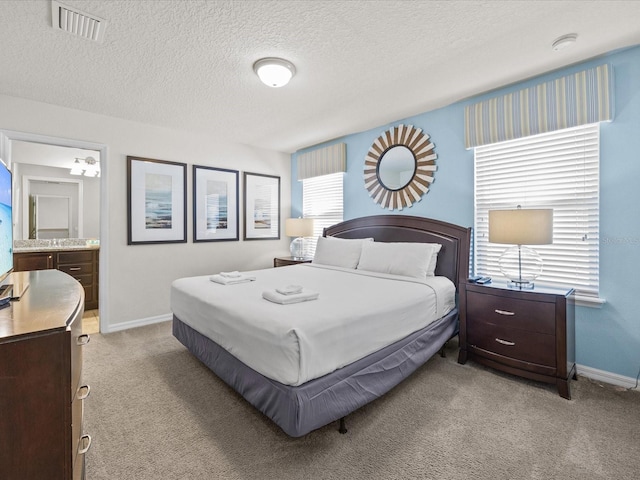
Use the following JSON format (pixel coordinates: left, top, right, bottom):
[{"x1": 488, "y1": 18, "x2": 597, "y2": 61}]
[{"x1": 171, "y1": 215, "x2": 471, "y2": 437}]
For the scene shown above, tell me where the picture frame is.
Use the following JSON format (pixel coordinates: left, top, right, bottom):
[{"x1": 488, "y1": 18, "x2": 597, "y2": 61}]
[
  {"x1": 193, "y1": 165, "x2": 239, "y2": 242},
  {"x1": 127, "y1": 156, "x2": 187, "y2": 245},
  {"x1": 243, "y1": 172, "x2": 280, "y2": 240}
]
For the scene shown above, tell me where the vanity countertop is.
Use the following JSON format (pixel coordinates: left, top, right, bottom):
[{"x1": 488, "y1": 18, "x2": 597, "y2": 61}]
[
  {"x1": 13, "y1": 245, "x2": 100, "y2": 253},
  {"x1": 13, "y1": 239, "x2": 100, "y2": 254}
]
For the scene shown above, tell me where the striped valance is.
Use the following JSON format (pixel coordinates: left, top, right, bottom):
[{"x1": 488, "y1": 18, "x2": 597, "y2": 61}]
[
  {"x1": 464, "y1": 63, "x2": 613, "y2": 149},
  {"x1": 297, "y1": 143, "x2": 346, "y2": 180}
]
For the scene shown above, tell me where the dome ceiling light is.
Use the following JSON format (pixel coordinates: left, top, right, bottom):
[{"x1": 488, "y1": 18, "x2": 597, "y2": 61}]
[
  {"x1": 253, "y1": 57, "x2": 296, "y2": 88},
  {"x1": 552, "y1": 33, "x2": 577, "y2": 51}
]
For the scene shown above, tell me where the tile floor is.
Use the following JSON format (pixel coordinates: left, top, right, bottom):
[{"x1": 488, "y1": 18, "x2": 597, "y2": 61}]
[{"x1": 82, "y1": 309, "x2": 100, "y2": 334}]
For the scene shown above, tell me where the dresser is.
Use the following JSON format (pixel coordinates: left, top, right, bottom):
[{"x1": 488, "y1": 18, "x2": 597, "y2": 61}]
[
  {"x1": 0, "y1": 270, "x2": 90, "y2": 480},
  {"x1": 458, "y1": 281, "x2": 576, "y2": 399},
  {"x1": 14, "y1": 248, "x2": 99, "y2": 310}
]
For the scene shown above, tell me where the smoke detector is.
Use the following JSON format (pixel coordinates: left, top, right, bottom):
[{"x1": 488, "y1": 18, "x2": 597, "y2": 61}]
[{"x1": 51, "y1": 1, "x2": 107, "y2": 43}]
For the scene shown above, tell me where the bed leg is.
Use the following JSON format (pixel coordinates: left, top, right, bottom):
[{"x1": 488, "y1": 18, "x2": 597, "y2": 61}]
[
  {"x1": 338, "y1": 417, "x2": 348, "y2": 434},
  {"x1": 439, "y1": 341, "x2": 447, "y2": 358}
]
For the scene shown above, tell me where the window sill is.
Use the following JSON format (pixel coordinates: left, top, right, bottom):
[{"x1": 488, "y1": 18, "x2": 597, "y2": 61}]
[{"x1": 571, "y1": 294, "x2": 606, "y2": 308}]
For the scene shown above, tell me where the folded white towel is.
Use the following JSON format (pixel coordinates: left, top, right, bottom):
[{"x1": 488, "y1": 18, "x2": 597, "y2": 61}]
[
  {"x1": 220, "y1": 271, "x2": 242, "y2": 278},
  {"x1": 263, "y1": 289, "x2": 319, "y2": 305},
  {"x1": 276, "y1": 284, "x2": 303, "y2": 295},
  {"x1": 210, "y1": 274, "x2": 256, "y2": 285}
]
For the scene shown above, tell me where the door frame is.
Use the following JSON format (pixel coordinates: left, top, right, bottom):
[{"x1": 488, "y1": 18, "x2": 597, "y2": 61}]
[{"x1": 0, "y1": 129, "x2": 108, "y2": 332}]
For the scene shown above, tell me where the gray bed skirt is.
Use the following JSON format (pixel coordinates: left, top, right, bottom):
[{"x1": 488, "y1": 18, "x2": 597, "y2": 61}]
[{"x1": 173, "y1": 309, "x2": 458, "y2": 437}]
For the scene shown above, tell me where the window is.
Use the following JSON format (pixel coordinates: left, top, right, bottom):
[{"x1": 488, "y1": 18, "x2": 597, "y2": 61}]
[
  {"x1": 474, "y1": 123, "x2": 600, "y2": 298},
  {"x1": 302, "y1": 172, "x2": 344, "y2": 257}
]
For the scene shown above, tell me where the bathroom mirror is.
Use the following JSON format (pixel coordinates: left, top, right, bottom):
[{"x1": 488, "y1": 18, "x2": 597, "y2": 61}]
[{"x1": 363, "y1": 124, "x2": 437, "y2": 211}]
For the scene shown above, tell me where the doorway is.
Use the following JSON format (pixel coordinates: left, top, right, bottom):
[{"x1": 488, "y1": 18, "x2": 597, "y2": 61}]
[{"x1": 0, "y1": 130, "x2": 107, "y2": 333}]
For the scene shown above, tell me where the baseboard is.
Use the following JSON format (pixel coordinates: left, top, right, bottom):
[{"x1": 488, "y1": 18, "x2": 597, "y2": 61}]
[
  {"x1": 104, "y1": 313, "x2": 172, "y2": 333},
  {"x1": 577, "y1": 363, "x2": 639, "y2": 389}
]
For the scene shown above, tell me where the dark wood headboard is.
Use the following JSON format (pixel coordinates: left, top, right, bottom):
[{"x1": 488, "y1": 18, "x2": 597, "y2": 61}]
[{"x1": 323, "y1": 215, "x2": 471, "y2": 287}]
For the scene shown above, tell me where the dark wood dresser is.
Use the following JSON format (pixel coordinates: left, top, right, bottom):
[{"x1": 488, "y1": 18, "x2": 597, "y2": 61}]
[
  {"x1": 458, "y1": 281, "x2": 576, "y2": 399},
  {"x1": 0, "y1": 270, "x2": 90, "y2": 480},
  {"x1": 14, "y1": 248, "x2": 99, "y2": 310},
  {"x1": 273, "y1": 256, "x2": 313, "y2": 267}
]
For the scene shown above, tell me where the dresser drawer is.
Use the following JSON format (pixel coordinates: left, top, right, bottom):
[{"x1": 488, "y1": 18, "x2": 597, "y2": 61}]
[
  {"x1": 58, "y1": 263, "x2": 94, "y2": 276},
  {"x1": 466, "y1": 290, "x2": 556, "y2": 335},
  {"x1": 57, "y1": 250, "x2": 95, "y2": 265},
  {"x1": 468, "y1": 320, "x2": 556, "y2": 367},
  {"x1": 72, "y1": 391, "x2": 84, "y2": 462}
]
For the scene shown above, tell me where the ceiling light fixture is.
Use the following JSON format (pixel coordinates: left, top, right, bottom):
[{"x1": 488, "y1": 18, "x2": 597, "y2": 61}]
[
  {"x1": 552, "y1": 33, "x2": 577, "y2": 51},
  {"x1": 253, "y1": 57, "x2": 296, "y2": 88}
]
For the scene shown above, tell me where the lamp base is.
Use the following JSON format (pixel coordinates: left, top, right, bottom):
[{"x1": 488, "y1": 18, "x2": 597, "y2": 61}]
[
  {"x1": 289, "y1": 237, "x2": 305, "y2": 260},
  {"x1": 506, "y1": 280, "x2": 535, "y2": 290},
  {"x1": 498, "y1": 245, "x2": 543, "y2": 288}
]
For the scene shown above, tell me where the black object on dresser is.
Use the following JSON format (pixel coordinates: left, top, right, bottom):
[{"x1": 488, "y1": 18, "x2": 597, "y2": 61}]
[
  {"x1": 273, "y1": 256, "x2": 313, "y2": 268},
  {"x1": 0, "y1": 270, "x2": 90, "y2": 480},
  {"x1": 458, "y1": 281, "x2": 576, "y2": 399}
]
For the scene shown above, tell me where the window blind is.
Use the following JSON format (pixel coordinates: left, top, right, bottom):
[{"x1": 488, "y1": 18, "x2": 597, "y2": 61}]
[
  {"x1": 474, "y1": 123, "x2": 599, "y2": 296},
  {"x1": 302, "y1": 172, "x2": 344, "y2": 257}
]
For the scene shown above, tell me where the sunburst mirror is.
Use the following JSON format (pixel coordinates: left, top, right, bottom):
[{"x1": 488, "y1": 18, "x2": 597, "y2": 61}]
[{"x1": 363, "y1": 124, "x2": 437, "y2": 210}]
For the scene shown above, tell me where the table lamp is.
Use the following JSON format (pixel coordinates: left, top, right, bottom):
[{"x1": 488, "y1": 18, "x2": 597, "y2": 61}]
[
  {"x1": 285, "y1": 218, "x2": 314, "y2": 260},
  {"x1": 488, "y1": 207, "x2": 553, "y2": 289}
]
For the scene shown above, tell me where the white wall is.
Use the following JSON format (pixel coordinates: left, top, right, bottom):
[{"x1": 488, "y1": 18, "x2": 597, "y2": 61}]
[{"x1": 0, "y1": 94, "x2": 291, "y2": 332}]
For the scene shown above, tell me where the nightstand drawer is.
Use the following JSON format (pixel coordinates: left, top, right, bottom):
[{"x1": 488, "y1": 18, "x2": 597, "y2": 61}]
[
  {"x1": 466, "y1": 290, "x2": 555, "y2": 335},
  {"x1": 468, "y1": 321, "x2": 556, "y2": 367}
]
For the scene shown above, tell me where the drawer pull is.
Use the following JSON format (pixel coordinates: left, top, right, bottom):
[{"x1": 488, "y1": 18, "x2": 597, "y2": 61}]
[
  {"x1": 77, "y1": 384, "x2": 91, "y2": 400},
  {"x1": 495, "y1": 309, "x2": 515, "y2": 316},
  {"x1": 78, "y1": 434, "x2": 92, "y2": 455},
  {"x1": 495, "y1": 338, "x2": 516, "y2": 346},
  {"x1": 69, "y1": 267, "x2": 82, "y2": 271},
  {"x1": 77, "y1": 334, "x2": 91, "y2": 346}
]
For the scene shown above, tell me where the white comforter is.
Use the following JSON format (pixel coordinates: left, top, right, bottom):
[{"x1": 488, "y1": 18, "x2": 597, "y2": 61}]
[{"x1": 170, "y1": 263, "x2": 455, "y2": 386}]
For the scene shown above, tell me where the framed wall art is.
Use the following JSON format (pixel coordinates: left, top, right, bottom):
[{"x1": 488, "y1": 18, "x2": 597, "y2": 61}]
[
  {"x1": 193, "y1": 165, "x2": 239, "y2": 242},
  {"x1": 127, "y1": 156, "x2": 187, "y2": 245},
  {"x1": 243, "y1": 172, "x2": 280, "y2": 240}
]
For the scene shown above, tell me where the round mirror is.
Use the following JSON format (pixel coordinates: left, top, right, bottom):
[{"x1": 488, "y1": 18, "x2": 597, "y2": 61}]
[
  {"x1": 363, "y1": 124, "x2": 437, "y2": 211},
  {"x1": 377, "y1": 146, "x2": 416, "y2": 190}
]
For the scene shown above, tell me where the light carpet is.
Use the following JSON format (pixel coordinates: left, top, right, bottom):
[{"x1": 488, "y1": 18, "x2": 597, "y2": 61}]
[{"x1": 84, "y1": 321, "x2": 640, "y2": 479}]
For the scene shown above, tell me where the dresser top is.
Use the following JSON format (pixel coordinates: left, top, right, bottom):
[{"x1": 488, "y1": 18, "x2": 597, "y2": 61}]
[
  {"x1": 465, "y1": 281, "x2": 574, "y2": 298},
  {"x1": 0, "y1": 270, "x2": 84, "y2": 340}
]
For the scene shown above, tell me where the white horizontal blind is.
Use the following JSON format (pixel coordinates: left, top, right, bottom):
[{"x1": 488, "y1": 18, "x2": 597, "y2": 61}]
[
  {"x1": 302, "y1": 172, "x2": 344, "y2": 257},
  {"x1": 474, "y1": 123, "x2": 599, "y2": 296}
]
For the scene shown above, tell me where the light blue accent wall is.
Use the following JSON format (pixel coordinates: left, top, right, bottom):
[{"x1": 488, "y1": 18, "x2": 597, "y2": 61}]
[{"x1": 292, "y1": 45, "x2": 640, "y2": 379}]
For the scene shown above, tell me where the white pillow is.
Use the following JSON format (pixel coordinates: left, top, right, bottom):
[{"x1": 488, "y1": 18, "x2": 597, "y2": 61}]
[
  {"x1": 427, "y1": 244, "x2": 442, "y2": 276},
  {"x1": 312, "y1": 236, "x2": 374, "y2": 269},
  {"x1": 357, "y1": 242, "x2": 442, "y2": 279}
]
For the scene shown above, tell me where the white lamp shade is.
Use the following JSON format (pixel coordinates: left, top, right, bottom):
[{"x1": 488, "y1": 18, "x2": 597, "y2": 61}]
[
  {"x1": 253, "y1": 58, "x2": 296, "y2": 88},
  {"x1": 489, "y1": 209, "x2": 553, "y2": 245},
  {"x1": 285, "y1": 218, "x2": 314, "y2": 238}
]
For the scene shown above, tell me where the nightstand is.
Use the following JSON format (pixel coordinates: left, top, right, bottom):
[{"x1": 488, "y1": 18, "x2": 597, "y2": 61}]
[
  {"x1": 458, "y1": 282, "x2": 576, "y2": 399},
  {"x1": 273, "y1": 256, "x2": 313, "y2": 268}
]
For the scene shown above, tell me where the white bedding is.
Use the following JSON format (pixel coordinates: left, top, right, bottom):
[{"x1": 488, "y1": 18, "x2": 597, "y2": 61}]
[{"x1": 170, "y1": 263, "x2": 455, "y2": 386}]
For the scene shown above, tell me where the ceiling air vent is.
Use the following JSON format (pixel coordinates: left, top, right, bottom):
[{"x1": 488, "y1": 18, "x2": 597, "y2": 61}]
[{"x1": 51, "y1": 1, "x2": 107, "y2": 43}]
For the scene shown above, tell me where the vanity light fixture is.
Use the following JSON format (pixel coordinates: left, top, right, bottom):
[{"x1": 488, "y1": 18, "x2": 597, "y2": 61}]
[
  {"x1": 552, "y1": 33, "x2": 577, "y2": 51},
  {"x1": 70, "y1": 156, "x2": 100, "y2": 177},
  {"x1": 253, "y1": 57, "x2": 296, "y2": 87},
  {"x1": 70, "y1": 158, "x2": 84, "y2": 175}
]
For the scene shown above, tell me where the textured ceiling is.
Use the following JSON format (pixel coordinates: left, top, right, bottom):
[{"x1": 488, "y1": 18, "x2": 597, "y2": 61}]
[{"x1": 2, "y1": 0, "x2": 640, "y2": 153}]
